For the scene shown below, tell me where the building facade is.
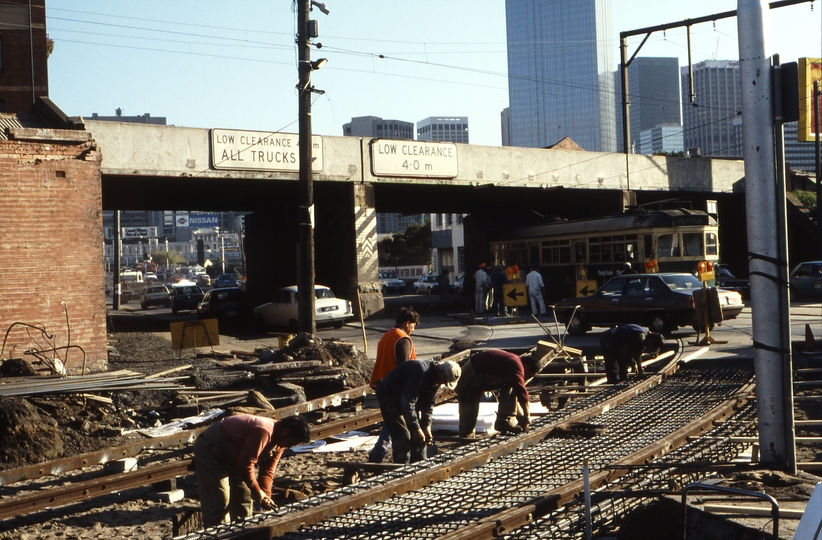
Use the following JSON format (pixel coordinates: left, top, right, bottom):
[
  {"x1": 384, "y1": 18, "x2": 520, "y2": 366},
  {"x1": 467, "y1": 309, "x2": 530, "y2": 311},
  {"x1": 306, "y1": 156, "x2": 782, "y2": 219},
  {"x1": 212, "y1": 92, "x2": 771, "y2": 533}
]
[
  {"x1": 416, "y1": 116, "x2": 469, "y2": 143},
  {"x1": 615, "y1": 57, "x2": 682, "y2": 153},
  {"x1": 681, "y1": 60, "x2": 742, "y2": 158},
  {"x1": 638, "y1": 123, "x2": 684, "y2": 156},
  {"x1": 343, "y1": 115, "x2": 414, "y2": 140},
  {"x1": 0, "y1": 0, "x2": 50, "y2": 114},
  {"x1": 505, "y1": 0, "x2": 616, "y2": 152}
]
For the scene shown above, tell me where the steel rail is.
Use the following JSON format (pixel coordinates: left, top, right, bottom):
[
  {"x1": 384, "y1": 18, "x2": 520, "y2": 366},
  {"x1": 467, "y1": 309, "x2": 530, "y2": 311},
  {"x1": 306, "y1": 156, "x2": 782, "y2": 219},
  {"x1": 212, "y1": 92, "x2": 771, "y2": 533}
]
[
  {"x1": 436, "y1": 378, "x2": 756, "y2": 540},
  {"x1": 0, "y1": 459, "x2": 195, "y2": 520},
  {"x1": 0, "y1": 384, "x2": 372, "y2": 487},
  {"x1": 185, "y1": 355, "x2": 687, "y2": 540}
]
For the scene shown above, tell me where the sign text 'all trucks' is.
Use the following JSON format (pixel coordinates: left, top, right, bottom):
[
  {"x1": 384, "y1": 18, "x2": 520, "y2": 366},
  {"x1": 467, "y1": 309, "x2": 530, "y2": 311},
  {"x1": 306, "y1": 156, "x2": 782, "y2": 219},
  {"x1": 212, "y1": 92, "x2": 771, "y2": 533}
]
[{"x1": 210, "y1": 129, "x2": 323, "y2": 173}]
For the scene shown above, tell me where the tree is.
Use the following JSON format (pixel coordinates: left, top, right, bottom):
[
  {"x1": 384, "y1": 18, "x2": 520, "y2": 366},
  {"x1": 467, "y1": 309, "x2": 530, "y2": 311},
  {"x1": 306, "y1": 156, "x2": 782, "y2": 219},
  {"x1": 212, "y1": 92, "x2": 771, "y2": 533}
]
[
  {"x1": 151, "y1": 250, "x2": 186, "y2": 268},
  {"x1": 378, "y1": 223, "x2": 431, "y2": 266},
  {"x1": 793, "y1": 190, "x2": 818, "y2": 211}
]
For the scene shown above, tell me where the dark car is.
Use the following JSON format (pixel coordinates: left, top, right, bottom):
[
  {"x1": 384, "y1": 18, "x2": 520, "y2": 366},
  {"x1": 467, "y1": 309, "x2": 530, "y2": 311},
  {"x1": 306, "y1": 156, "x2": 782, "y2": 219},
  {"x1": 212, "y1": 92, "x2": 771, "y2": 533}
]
[
  {"x1": 554, "y1": 272, "x2": 744, "y2": 335},
  {"x1": 790, "y1": 261, "x2": 822, "y2": 299},
  {"x1": 197, "y1": 287, "x2": 247, "y2": 322},
  {"x1": 716, "y1": 266, "x2": 751, "y2": 300},
  {"x1": 213, "y1": 273, "x2": 239, "y2": 289},
  {"x1": 170, "y1": 284, "x2": 205, "y2": 315}
]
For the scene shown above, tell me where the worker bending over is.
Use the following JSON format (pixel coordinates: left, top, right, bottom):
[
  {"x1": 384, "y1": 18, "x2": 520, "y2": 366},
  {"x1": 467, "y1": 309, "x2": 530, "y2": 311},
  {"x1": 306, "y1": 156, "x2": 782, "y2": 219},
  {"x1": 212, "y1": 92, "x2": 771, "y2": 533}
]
[
  {"x1": 194, "y1": 414, "x2": 311, "y2": 528},
  {"x1": 456, "y1": 349, "x2": 544, "y2": 437},
  {"x1": 599, "y1": 324, "x2": 663, "y2": 384}
]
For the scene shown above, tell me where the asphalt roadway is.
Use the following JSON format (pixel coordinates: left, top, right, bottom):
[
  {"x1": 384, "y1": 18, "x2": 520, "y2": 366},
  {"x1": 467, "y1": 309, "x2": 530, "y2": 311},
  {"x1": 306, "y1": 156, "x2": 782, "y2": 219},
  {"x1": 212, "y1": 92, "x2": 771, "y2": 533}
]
[{"x1": 109, "y1": 292, "x2": 822, "y2": 364}]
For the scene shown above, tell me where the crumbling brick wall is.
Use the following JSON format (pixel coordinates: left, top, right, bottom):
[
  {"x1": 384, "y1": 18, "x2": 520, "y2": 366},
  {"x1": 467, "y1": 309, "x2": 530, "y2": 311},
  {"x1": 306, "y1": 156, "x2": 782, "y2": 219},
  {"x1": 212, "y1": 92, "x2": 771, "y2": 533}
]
[{"x1": 0, "y1": 128, "x2": 107, "y2": 373}]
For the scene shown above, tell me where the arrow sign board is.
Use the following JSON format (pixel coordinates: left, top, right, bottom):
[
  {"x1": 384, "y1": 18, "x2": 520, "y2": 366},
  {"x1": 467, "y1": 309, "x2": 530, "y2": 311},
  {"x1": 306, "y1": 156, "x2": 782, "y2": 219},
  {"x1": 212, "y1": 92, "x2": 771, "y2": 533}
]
[
  {"x1": 503, "y1": 283, "x2": 528, "y2": 307},
  {"x1": 576, "y1": 280, "x2": 598, "y2": 297}
]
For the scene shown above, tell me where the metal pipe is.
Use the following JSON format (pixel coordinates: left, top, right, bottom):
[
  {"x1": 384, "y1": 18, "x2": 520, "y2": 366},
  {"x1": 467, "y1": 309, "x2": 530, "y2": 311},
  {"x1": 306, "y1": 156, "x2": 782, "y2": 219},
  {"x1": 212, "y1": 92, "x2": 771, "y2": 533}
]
[{"x1": 737, "y1": 0, "x2": 794, "y2": 469}]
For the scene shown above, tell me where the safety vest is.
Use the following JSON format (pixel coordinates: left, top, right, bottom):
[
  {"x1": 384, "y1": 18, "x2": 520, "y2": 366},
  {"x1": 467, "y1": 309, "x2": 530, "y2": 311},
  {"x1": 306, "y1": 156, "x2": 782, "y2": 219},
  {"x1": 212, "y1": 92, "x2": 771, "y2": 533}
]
[{"x1": 370, "y1": 327, "x2": 416, "y2": 388}]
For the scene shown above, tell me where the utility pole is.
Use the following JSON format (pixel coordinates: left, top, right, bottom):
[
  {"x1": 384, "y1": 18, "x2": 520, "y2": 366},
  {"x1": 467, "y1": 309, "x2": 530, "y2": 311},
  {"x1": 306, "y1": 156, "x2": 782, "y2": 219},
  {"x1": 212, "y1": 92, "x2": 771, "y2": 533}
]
[
  {"x1": 297, "y1": 0, "x2": 315, "y2": 334},
  {"x1": 296, "y1": 0, "x2": 329, "y2": 334}
]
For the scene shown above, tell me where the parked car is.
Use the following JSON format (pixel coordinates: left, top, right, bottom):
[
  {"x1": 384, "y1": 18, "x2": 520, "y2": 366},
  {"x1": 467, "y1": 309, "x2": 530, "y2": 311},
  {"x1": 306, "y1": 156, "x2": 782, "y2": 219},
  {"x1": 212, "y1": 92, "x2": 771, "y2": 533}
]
[
  {"x1": 213, "y1": 273, "x2": 239, "y2": 289},
  {"x1": 379, "y1": 271, "x2": 406, "y2": 295},
  {"x1": 254, "y1": 285, "x2": 353, "y2": 332},
  {"x1": 554, "y1": 272, "x2": 744, "y2": 336},
  {"x1": 790, "y1": 261, "x2": 822, "y2": 298},
  {"x1": 144, "y1": 272, "x2": 158, "y2": 282},
  {"x1": 139, "y1": 284, "x2": 170, "y2": 310},
  {"x1": 413, "y1": 274, "x2": 457, "y2": 295},
  {"x1": 716, "y1": 266, "x2": 751, "y2": 300},
  {"x1": 197, "y1": 274, "x2": 212, "y2": 287},
  {"x1": 169, "y1": 284, "x2": 205, "y2": 315},
  {"x1": 197, "y1": 287, "x2": 247, "y2": 323}
]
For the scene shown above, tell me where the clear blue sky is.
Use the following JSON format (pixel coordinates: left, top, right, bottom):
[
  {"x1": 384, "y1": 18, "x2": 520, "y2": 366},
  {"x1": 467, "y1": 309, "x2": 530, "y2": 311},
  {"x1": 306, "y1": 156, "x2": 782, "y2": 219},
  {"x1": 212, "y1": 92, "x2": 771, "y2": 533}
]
[{"x1": 46, "y1": 1, "x2": 821, "y2": 147}]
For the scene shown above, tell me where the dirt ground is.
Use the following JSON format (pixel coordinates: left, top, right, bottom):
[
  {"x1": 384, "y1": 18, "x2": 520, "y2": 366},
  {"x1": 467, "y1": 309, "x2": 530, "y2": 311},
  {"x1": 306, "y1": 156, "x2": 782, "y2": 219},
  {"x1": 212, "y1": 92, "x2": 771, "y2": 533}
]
[{"x1": 0, "y1": 333, "x2": 820, "y2": 539}]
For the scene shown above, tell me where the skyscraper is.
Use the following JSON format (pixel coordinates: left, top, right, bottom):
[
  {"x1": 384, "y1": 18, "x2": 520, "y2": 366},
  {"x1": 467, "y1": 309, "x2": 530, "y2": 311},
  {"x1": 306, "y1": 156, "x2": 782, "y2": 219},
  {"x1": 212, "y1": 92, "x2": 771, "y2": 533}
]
[
  {"x1": 505, "y1": 0, "x2": 616, "y2": 151},
  {"x1": 680, "y1": 60, "x2": 742, "y2": 158},
  {"x1": 614, "y1": 57, "x2": 682, "y2": 153},
  {"x1": 342, "y1": 116, "x2": 414, "y2": 140}
]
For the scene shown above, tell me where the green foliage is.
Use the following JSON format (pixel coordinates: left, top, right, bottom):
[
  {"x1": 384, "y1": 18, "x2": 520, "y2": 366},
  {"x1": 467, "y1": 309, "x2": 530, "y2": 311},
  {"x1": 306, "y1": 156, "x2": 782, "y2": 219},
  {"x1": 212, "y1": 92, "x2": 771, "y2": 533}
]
[
  {"x1": 793, "y1": 190, "x2": 818, "y2": 211},
  {"x1": 654, "y1": 150, "x2": 687, "y2": 158},
  {"x1": 151, "y1": 250, "x2": 186, "y2": 267},
  {"x1": 378, "y1": 223, "x2": 432, "y2": 266}
]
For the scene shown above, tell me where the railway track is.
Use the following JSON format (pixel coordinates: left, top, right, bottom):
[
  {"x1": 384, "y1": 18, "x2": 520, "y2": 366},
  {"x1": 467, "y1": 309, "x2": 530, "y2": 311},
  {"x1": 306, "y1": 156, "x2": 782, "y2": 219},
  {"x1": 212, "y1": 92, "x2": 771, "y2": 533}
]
[{"x1": 172, "y1": 349, "x2": 759, "y2": 540}]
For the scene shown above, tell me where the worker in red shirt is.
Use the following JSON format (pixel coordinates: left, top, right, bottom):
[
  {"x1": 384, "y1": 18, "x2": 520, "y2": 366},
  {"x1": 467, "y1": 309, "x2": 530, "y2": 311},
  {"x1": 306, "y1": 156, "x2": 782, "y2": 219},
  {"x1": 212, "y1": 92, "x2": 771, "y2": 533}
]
[
  {"x1": 456, "y1": 349, "x2": 543, "y2": 437},
  {"x1": 194, "y1": 414, "x2": 311, "y2": 528},
  {"x1": 368, "y1": 307, "x2": 420, "y2": 463}
]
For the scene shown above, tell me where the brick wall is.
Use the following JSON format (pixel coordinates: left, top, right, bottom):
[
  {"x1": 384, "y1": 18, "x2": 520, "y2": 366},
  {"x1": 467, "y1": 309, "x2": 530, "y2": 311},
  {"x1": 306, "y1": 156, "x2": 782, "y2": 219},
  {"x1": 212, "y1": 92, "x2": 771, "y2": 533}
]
[{"x1": 0, "y1": 128, "x2": 107, "y2": 372}]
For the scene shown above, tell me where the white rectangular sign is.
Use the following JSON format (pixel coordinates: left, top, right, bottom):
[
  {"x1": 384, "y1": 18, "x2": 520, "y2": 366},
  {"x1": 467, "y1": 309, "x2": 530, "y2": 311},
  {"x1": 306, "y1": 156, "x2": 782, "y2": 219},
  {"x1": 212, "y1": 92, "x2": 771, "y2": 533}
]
[
  {"x1": 210, "y1": 129, "x2": 323, "y2": 172},
  {"x1": 370, "y1": 139, "x2": 458, "y2": 178},
  {"x1": 122, "y1": 227, "x2": 157, "y2": 238}
]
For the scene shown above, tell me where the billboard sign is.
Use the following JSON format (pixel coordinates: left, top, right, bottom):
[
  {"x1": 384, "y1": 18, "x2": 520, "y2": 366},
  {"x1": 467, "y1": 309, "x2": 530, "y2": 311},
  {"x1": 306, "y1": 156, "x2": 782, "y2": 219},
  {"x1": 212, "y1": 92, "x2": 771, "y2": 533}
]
[
  {"x1": 189, "y1": 214, "x2": 219, "y2": 227},
  {"x1": 798, "y1": 58, "x2": 822, "y2": 142}
]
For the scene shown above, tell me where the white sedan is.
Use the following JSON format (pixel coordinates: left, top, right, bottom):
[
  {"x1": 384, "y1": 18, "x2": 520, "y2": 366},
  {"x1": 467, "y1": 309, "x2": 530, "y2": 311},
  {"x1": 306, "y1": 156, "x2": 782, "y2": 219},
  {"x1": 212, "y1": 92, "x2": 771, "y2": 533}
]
[{"x1": 254, "y1": 285, "x2": 353, "y2": 332}]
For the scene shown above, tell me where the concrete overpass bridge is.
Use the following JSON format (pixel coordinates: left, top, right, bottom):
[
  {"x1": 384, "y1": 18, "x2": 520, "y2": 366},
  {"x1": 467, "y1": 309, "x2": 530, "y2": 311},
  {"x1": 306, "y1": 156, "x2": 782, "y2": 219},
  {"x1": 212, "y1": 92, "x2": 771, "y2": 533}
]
[{"x1": 88, "y1": 120, "x2": 747, "y2": 315}]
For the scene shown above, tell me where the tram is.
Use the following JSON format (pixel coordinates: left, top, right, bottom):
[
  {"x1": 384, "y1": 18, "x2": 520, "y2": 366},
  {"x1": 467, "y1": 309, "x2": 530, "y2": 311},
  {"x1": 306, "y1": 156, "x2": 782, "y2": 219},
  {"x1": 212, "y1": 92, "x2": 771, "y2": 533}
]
[{"x1": 489, "y1": 208, "x2": 720, "y2": 301}]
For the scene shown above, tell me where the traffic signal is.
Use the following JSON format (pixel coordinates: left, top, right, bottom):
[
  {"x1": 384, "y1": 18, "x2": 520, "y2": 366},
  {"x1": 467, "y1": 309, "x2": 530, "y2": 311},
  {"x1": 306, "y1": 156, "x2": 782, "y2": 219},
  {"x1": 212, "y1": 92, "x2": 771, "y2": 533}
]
[{"x1": 697, "y1": 260, "x2": 715, "y2": 281}]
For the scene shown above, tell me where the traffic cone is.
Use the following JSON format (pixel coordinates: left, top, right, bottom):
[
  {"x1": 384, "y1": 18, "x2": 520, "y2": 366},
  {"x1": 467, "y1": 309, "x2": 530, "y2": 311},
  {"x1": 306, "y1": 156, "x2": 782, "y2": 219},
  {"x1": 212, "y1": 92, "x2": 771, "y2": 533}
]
[
  {"x1": 806, "y1": 324, "x2": 818, "y2": 352},
  {"x1": 468, "y1": 310, "x2": 477, "y2": 325}
]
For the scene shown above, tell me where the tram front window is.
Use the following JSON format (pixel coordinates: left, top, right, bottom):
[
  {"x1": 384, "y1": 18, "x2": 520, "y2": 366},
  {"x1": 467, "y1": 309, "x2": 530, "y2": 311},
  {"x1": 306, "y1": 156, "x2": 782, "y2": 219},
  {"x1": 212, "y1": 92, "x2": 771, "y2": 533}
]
[{"x1": 682, "y1": 233, "x2": 704, "y2": 257}]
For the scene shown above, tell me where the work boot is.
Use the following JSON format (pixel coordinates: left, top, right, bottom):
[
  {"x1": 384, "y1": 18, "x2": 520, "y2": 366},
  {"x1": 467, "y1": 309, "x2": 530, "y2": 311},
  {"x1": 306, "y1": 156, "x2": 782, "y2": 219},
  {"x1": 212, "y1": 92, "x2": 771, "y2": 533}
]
[{"x1": 494, "y1": 421, "x2": 523, "y2": 434}]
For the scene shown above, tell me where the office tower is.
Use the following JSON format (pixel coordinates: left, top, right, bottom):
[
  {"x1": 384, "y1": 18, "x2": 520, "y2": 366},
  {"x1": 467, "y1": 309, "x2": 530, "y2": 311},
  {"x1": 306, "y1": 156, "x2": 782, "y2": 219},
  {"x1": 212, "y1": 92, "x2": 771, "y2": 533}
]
[
  {"x1": 638, "y1": 123, "x2": 684, "y2": 156},
  {"x1": 505, "y1": 0, "x2": 616, "y2": 152},
  {"x1": 681, "y1": 60, "x2": 743, "y2": 158},
  {"x1": 501, "y1": 107, "x2": 511, "y2": 146},
  {"x1": 342, "y1": 116, "x2": 414, "y2": 140},
  {"x1": 783, "y1": 121, "x2": 817, "y2": 173},
  {"x1": 614, "y1": 57, "x2": 682, "y2": 153},
  {"x1": 416, "y1": 117, "x2": 469, "y2": 143}
]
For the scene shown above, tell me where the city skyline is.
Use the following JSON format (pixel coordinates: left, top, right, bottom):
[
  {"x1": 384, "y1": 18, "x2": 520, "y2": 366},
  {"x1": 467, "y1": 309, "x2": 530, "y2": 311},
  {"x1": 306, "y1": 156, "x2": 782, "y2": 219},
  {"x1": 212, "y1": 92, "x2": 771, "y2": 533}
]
[{"x1": 45, "y1": 1, "x2": 821, "y2": 147}]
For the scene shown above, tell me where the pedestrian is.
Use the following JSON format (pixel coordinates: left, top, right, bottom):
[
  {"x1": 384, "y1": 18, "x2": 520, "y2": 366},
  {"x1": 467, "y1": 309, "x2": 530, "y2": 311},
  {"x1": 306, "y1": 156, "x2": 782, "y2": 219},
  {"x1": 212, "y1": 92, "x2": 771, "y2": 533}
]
[
  {"x1": 194, "y1": 414, "x2": 311, "y2": 528},
  {"x1": 437, "y1": 268, "x2": 451, "y2": 303},
  {"x1": 473, "y1": 263, "x2": 489, "y2": 314},
  {"x1": 376, "y1": 359, "x2": 461, "y2": 464},
  {"x1": 455, "y1": 349, "x2": 543, "y2": 437},
  {"x1": 490, "y1": 264, "x2": 509, "y2": 316},
  {"x1": 599, "y1": 324, "x2": 663, "y2": 384},
  {"x1": 367, "y1": 307, "x2": 420, "y2": 463},
  {"x1": 525, "y1": 266, "x2": 547, "y2": 316},
  {"x1": 621, "y1": 262, "x2": 639, "y2": 274}
]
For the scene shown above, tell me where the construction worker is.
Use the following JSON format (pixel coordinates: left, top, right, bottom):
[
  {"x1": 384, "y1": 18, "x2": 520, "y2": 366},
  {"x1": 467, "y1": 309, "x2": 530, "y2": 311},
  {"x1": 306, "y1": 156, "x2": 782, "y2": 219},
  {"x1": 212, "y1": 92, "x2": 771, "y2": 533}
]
[
  {"x1": 455, "y1": 349, "x2": 544, "y2": 437},
  {"x1": 599, "y1": 324, "x2": 663, "y2": 384},
  {"x1": 367, "y1": 307, "x2": 420, "y2": 463},
  {"x1": 193, "y1": 414, "x2": 311, "y2": 528},
  {"x1": 376, "y1": 359, "x2": 461, "y2": 464}
]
